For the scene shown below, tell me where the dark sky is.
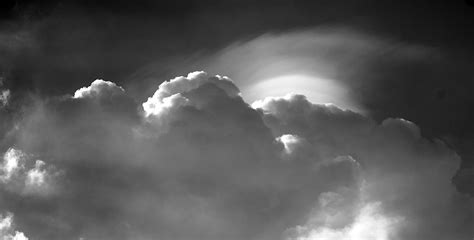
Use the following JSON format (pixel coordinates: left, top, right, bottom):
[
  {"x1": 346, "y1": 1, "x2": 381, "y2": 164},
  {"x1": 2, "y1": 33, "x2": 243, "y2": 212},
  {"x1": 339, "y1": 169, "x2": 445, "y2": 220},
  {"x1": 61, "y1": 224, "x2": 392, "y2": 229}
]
[
  {"x1": 1, "y1": 0, "x2": 473, "y2": 93},
  {"x1": 0, "y1": 1, "x2": 473, "y2": 239}
]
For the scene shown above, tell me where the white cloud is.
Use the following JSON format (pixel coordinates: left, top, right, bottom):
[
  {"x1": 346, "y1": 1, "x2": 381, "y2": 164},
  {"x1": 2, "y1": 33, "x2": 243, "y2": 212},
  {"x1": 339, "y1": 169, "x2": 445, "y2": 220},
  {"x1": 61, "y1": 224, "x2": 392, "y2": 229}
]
[
  {"x1": 287, "y1": 178, "x2": 403, "y2": 240},
  {"x1": 0, "y1": 213, "x2": 29, "y2": 240},
  {"x1": 0, "y1": 149, "x2": 25, "y2": 182},
  {"x1": 73, "y1": 79, "x2": 125, "y2": 99},
  {"x1": 141, "y1": 71, "x2": 241, "y2": 135},
  {"x1": 25, "y1": 160, "x2": 47, "y2": 187},
  {"x1": 145, "y1": 71, "x2": 239, "y2": 105},
  {"x1": 277, "y1": 134, "x2": 304, "y2": 155},
  {"x1": 0, "y1": 213, "x2": 13, "y2": 232},
  {"x1": 7, "y1": 231, "x2": 29, "y2": 240},
  {"x1": 143, "y1": 71, "x2": 239, "y2": 116},
  {"x1": 292, "y1": 201, "x2": 402, "y2": 240},
  {"x1": 0, "y1": 148, "x2": 58, "y2": 196}
]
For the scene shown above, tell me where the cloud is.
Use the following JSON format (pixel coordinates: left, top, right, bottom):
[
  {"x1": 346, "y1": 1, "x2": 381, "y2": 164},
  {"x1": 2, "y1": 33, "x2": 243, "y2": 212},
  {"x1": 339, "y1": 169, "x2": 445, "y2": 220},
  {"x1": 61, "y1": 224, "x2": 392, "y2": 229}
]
[
  {"x1": 286, "y1": 183, "x2": 403, "y2": 240},
  {"x1": 73, "y1": 79, "x2": 125, "y2": 99},
  {"x1": 0, "y1": 79, "x2": 10, "y2": 108},
  {"x1": 0, "y1": 148, "x2": 59, "y2": 197},
  {"x1": 134, "y1": 28, "x2": 434, "y2": 114},
  {"x1": 291, "y1": 201, "x2": 401, "y2": 240},
  {"x1": 277, "y1": 134, "x2": 305, "y2": 155},
  {"x1": 254, "y1": 93, "x2": 474, "y2": 239},
  {"x1": 0, "y1": 72, "x2": 471, "y2": 240},
  {"x1": 0, "y1": 149, "x2": 25, "y2": 182},
  {"x1": 0, "y1": 213, "x2": 29, "y2": 240},
  {"x1": 127, "y1": 27, "x2": 474, "y2": 196},
  {"x1": 0, "y1": 90, "x2": 9, "y2": 107}
]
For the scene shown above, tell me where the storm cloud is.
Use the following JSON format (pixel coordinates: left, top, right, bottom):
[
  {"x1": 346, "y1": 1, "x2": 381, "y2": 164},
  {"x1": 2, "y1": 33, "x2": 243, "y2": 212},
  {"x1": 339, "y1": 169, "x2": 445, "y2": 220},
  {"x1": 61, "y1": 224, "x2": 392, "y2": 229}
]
[{"x1": 0, "y1": 72, "x2": 472, "y2": 240}]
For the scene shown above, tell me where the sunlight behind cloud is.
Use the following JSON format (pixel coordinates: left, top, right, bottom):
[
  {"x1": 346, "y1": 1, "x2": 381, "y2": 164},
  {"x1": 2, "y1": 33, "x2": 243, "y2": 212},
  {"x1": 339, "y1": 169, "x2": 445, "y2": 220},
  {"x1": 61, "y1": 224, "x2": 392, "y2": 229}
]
[{"x1": 244, "y1": 74, "x2": 361, "y2": 112}]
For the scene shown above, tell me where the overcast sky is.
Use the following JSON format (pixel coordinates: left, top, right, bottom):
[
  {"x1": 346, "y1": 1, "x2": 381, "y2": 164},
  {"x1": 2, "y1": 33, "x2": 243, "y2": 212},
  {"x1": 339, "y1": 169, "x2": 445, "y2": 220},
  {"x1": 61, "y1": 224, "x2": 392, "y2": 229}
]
[{"x1": 0, "y1": 1, "x2": 473, "y2": 240}]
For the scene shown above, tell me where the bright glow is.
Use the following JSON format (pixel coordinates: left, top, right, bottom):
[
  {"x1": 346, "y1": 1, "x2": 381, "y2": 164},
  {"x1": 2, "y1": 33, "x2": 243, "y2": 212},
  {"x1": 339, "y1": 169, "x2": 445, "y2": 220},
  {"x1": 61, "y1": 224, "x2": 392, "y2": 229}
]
[
  {"x1": 0, "y1": 213, "x2": 13, "y2": 231},
  {"x1": 276, "y1": 134, "x2": 304, "y2": 155},
  {"x1": 242, "y1": 74, "x2": 361, "y2": 112},
  {"x1": 73, "y1": 79, "x2": 124, "y2": 99},
  {"x1": 1, "y1": 148, "x2": 24, "y2": 182},
  {"x1": 293, "y1": 202, "x2": 402, "y2": 240}
]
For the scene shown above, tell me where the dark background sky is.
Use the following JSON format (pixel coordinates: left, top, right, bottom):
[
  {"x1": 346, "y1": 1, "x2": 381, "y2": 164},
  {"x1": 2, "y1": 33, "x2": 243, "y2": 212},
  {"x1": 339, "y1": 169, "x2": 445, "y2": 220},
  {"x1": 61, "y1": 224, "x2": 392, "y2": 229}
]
[
  {"x1": 1, "y1": 0, "x2": 473, "y2": 93},
  {"x1": 1, "y1": 0, "x2": 474, "y2": 195}
]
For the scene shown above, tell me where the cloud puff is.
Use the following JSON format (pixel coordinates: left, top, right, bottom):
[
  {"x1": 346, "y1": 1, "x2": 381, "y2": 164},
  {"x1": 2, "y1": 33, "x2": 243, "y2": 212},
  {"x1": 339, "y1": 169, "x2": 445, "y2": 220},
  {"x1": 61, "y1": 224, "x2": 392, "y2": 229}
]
[
  {"x1": 73, "y1": 79, "x2": 126, "y2": 99},
  {"x1": 0, "y1": 72, "x2": 472, "y2": 240},
  {"x1": 0, "y1": 90, "x2": 9, "y2": 107},
  {"x1": 277, "y1": 134, "x2": 305, "y2": 155},
  {"x1": 0, "y1": 148, "x2": 59, "y2": 197},
  {"x1": 0, "y1": 212, "x2": 29, "y2": 240},
  {"x1": 0, "y1": 149, "x2": 24, "y2": 182}
]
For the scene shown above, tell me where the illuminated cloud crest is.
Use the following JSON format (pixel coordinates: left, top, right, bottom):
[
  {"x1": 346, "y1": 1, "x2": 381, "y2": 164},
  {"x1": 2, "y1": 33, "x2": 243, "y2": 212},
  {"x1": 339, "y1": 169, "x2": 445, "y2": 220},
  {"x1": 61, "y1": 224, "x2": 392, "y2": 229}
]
[
  {"x1": 142, "y1": 71, "x2": 241, "y2": 134},
  {"x1": 143, "y1": 71, "x2": 239, "y2": 116},
  {"x1": 73, "y1": 79, "x2": 125, "y2": 99},
  {"x1": 0, "y1": 73, "x2": 471, "y2": 240}
]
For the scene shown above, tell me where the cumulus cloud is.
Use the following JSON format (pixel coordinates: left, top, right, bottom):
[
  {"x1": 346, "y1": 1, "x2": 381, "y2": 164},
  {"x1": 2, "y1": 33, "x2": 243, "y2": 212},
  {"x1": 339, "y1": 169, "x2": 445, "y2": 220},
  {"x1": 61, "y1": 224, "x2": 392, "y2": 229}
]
[
  {"x1": 254, "y1": 93, "x2": 474, "y2": 240},
  {"x1": 0, "y1": 72, "x2": 471, "y2": 240},
  {"x1": 73, "y1": 79, "x2": 126, "y2": 99},
  {"x1": 142, "y1": 71, "x2": 240, "y2": 131},
  {"x1": 0, "y1": 148, "x2": 59, "y2": 197}
]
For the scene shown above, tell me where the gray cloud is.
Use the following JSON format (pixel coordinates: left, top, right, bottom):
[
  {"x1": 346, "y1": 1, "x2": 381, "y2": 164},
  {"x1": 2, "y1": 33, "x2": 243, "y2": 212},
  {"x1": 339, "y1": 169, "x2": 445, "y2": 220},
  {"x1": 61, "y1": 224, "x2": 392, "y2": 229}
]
[
  {"x1": 0, "y1": 72, "x2": 472, "y2": 240},
  {"x1": 254, "y1": 94, "x2": 473, "y2": 240},
  {"x1": 133, "y1": 27, "x2": 474, "y2": 196}
]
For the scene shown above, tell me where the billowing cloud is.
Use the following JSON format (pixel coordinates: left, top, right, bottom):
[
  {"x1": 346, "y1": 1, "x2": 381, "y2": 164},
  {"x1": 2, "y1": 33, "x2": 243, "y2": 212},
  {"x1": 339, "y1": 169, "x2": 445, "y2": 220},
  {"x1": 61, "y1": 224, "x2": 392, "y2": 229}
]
[
  {"x1": 254, "y1": 93, "x2": 474, "y2": 239},
  {"x1": 0, "y1": 72, "x2": 471, "y2": 240},
  {"x1": 126, "y1": 27, "x2": 474, "y2": 196},
  {"x1": 73, "y1": 79, "x2": 125, "y2": 99},
  {"x1": 0, "y1": 148, "x2": 60, "y2": 197},
  {"x1": 0, "y1": 149, "x2": 24, "y2": 182},
  {"x1": 141, "y1": 71, "x2": 240, "y2": 134}
]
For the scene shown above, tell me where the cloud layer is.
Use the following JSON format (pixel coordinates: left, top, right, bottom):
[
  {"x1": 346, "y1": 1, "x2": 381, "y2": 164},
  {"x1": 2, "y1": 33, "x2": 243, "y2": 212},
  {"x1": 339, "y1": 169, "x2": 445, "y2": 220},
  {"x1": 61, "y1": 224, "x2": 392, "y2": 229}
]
[{"x1": 0, "y1": 72, "x2": 472, "y2": 240}]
